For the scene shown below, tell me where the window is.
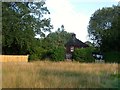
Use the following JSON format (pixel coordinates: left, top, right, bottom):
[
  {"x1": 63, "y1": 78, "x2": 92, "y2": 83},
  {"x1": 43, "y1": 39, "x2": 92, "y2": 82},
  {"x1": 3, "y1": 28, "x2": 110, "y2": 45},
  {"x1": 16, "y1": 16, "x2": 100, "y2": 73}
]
[{"x1": 70, "y1": 46, "x2": 74, "y2": 52}]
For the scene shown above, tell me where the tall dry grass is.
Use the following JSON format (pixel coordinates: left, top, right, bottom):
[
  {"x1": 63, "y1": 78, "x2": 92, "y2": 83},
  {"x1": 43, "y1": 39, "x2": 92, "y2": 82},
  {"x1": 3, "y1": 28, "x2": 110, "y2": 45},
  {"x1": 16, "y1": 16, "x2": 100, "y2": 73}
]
[{"x1": 2, "y1": 61, "x2": 119, "y2": 88}]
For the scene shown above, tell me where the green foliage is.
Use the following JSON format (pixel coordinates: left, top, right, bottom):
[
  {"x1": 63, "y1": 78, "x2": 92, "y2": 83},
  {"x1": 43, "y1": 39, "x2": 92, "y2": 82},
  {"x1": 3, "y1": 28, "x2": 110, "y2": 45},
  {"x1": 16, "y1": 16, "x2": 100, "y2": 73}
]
[
  {"x1": 73, "y1": 47, "x2": 95, "y2": 62},
  {"x1": 2, "y1": 2, "x2": 52, "y2": 56},
  {"x1": 39, "y1": 26, "x2": 72, "y2": 61},
  {"x1": 40, "y1": 27, "x2": 72, "y2": 61},
  {"x1": 42, "y1": 26, "x2": 72, "y2": 51},
  {"x1": 88, "y1": 5, "x2": 120, "y2": 63},
  {"x1": 104, "y1": 51, "x2": 120, "y2": 63},
  {"x1": 50, "y1": 46, "x2": 65, "y2": 61},
  {"x1": 29, "y1": 46, "x2": 47, "y2": 60},
  {"x1": 88, "y1": 5, "x2": 120, "y2": 52}
]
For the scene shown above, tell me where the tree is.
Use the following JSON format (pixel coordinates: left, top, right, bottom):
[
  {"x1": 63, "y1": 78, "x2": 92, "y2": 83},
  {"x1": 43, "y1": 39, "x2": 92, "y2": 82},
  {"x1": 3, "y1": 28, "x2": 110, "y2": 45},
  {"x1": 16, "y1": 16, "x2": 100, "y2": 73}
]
[
  {"x1": 2, "y1": 1, "x2": 52, "y2": 55},
  {"x1": 88, "y1": 5, "x2": 120, "y2": 52},
  {"x1": 42, "y1": 25, "x2": 72, "y2": 50},
  {"x1": 85, "y1": 41, "x2": 94, "y2": 47},
  {"x1": 40, "y1": 26, "x2": 72, "y2": 60}
]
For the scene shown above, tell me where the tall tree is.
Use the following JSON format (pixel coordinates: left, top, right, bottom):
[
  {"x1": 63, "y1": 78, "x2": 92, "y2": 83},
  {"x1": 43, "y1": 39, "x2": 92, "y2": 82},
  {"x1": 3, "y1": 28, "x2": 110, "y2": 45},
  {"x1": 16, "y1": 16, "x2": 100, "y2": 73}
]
[
  {"x1": 88, "y1": 5, "x2": 120, "y2": 52},
  {"x1": 2, "y1": 1, "x2": 52, "y2": 54},
  {"x1": 40, "y1": 26, "x2": 72, "y2": 61},
  {"x1": 42, "y1": 25, "x2": 72, "y2": 51}
]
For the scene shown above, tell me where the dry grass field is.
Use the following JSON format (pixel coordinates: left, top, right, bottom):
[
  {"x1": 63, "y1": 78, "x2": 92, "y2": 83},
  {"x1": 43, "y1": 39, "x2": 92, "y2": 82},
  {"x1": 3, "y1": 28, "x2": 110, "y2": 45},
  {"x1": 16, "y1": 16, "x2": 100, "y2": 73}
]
[{"x1": 2, "y1": 61, "x2": 119, "y2": 88}]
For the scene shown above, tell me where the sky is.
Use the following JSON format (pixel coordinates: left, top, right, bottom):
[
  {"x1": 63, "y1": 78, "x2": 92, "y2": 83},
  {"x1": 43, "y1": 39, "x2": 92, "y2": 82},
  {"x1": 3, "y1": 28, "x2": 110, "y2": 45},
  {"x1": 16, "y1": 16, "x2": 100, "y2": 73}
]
[{"x1": 45, "y1": 0, "x2": 119, "y2": 42}]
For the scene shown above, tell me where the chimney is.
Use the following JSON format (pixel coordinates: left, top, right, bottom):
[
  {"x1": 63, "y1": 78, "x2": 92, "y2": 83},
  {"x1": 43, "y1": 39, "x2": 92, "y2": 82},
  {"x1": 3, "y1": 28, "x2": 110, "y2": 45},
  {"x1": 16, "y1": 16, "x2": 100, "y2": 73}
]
[
  {"x1": 72, "y1": 33, "x2": 76, "y2": 42},
  {"x1": 72, "y1": 33, "x2": 76, "y2": 41}
]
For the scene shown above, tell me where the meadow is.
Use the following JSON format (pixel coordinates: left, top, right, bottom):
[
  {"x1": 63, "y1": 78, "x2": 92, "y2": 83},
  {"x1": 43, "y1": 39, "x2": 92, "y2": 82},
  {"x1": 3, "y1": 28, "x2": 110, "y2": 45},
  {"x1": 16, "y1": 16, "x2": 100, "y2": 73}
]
[{"x1": 2, "y1": 61, "x2": 119, "y2": 88}]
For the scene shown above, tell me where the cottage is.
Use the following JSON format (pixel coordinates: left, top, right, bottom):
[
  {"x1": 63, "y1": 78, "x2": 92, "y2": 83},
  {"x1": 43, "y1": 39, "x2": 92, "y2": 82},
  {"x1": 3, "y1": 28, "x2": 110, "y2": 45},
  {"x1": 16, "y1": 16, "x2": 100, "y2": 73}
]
[{"x1": 65, "y1": 33, "x2": 89, "y2": 60}]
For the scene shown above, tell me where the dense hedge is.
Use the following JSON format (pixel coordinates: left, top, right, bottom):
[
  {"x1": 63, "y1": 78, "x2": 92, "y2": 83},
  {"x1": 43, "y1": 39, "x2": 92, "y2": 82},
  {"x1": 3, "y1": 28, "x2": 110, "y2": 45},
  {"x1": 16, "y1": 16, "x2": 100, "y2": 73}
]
[
  {"x1": 73, "y1": 47, "x2": 95, "y2": 62},
  {"x1": 104, "y1": 51, "x2": 120, "y2": 63},
  {"x1": 28, "y1": 46, "x2": 65, "y2": 61},
  {"x1": 29, "y1": 47, "x2": 47, "y2": 60},
  {"x1": 50, "y1": 46, "x2": 65, "y2": 61},
  {"x1": 28, "y1": 45, "x2": 120, "y2": 63}
]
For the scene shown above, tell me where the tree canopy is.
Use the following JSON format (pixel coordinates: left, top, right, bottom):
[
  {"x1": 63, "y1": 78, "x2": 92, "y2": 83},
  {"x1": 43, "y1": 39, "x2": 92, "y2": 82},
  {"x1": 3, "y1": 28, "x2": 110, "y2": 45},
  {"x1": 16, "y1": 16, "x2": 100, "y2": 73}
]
[
  {"x1": 2, "y1": 2, "x2": 52, "y2": 55},
  {"x1": 88, "y1": 5, "x2": 120, "y2": 52},
  {"x1": 38, "y1": 25, "x2": 72, "y2": 61}
]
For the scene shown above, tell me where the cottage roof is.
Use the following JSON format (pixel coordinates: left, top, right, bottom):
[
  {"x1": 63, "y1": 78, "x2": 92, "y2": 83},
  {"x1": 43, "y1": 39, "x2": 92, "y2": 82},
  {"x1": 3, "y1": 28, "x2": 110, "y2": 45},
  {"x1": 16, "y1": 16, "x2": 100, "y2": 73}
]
[{"x1": 65, "y1": 33, "x2": 89, "y2": 48}]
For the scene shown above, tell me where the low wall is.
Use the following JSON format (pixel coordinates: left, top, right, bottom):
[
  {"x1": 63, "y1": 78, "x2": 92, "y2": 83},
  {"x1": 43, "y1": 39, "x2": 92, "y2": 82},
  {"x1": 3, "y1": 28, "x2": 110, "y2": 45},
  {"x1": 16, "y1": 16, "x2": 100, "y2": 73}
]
[{"x1": 0, "y1": 55, "x2": 28, "y2": 62}]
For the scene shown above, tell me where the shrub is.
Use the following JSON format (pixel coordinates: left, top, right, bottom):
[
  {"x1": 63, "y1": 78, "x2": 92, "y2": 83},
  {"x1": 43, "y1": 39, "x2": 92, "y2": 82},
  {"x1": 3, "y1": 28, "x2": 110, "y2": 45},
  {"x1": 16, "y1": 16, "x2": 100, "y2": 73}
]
[
  {"x1": 50, "y1": 46, "x2": 65, "y2": 61},
  {"x1": 104, "y1": 51, "x2": 120, "y2": 63},
  {"x1": 73, "y1": 47, "x2": 95, "y2": 62},
  {"x1": 29, "y1": 54, "x2": 39, "y2": 61},
  {"x1": 29, "y1": 47, "x2": 46, "y2": 60}
]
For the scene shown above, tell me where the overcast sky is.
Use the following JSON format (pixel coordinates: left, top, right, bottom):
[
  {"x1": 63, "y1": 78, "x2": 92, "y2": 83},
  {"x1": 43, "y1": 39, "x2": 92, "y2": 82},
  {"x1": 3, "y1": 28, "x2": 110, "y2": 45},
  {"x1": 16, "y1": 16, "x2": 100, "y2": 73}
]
[{"x1": 45, "y1": 0, "x2": 119, "y2": 42}]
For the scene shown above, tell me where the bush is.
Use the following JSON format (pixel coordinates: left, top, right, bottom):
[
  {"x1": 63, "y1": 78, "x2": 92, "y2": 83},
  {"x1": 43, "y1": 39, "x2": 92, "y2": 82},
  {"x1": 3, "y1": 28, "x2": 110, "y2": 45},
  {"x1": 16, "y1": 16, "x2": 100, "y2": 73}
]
[
  {"x1": 29, "y1": 47, "x2": 47, "y2": 60},
  {"x1": 104, "y1": 51, "x2": 120, "y2": 63},
  {"x1": 73, "y1": 47, "x2": 95, "y2": 62},
  {"x1": 51, "y1": 46, "x2": 65, "y2": 61},
  {"x1": 29, "y1": 54, "x2": 39, "y2": 61}
]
